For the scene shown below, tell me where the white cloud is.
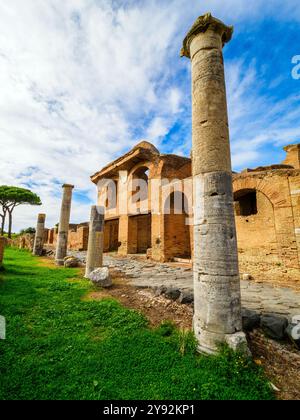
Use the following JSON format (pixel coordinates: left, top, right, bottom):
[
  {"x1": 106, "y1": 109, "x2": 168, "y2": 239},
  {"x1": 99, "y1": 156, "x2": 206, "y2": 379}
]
[
  {"x1": 0, "y1": 0, "x2": 187, "y2": 231},
  {"x1": 1, "y1": 0, "x2": 300, "y2": 231},
  {"x1": 146, "y1": 117, "x2": 169, "y2": 141}
]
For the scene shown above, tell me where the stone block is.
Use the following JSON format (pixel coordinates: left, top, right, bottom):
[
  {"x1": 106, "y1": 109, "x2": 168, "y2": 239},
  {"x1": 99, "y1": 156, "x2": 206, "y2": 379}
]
[
  {"x1": 88, "y1": 267, "x2": 112, "y2": 288},
  {"x1": 242, "y1": 308, "x2": 261, "y2": 332},
  {"x1": 260, "y1": 314, "x2": 288, "y2": 340}
]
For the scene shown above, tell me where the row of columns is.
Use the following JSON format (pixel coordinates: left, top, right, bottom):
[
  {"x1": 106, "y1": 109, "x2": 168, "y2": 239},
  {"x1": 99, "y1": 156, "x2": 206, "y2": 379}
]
[
  {"x1": 32, "y1": 185, "x2": 105, "y2": 277},
  {"x1": 29, "y1": 12, "x2": 247, "y2": 355},
  {"x1": 32, "y1": 184, "x2": 75, "y2": 262}
]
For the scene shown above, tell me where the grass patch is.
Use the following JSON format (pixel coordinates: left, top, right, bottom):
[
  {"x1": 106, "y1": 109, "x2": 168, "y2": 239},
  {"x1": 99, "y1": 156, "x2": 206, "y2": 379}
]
[{"x1": 0, "y1": 248, "x2": 274, "y2": 400}]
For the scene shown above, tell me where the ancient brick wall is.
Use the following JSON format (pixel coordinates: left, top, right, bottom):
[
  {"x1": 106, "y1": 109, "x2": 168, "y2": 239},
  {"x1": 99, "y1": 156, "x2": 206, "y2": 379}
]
[
  {"x1": 234, "y1": 190, "x2": 278, "y2": 262},
  {"x1": 164, "y1": 213, "x2": 191, "y2": 260},
  {"x1": 104, "y1": 219, "x2": 119, "y2": 252},
  {"x1": 233, "y1": 170, "x2": 300, "y2": 270},
  {"x1": 12, "y1": 234, "x2": 35, "y2": 251},
  {"x1": 89, "y1": 142, "x2": 300, "y2": 286},
  {"x1": 127, "y1": 214, "x2": 151, "y2": 254},
  {"x1": 44, "y1": 224, "x2": 88, "y2": 251},
  {"x1": 68, "y1": 226, "x2": 89, "y2": 251}
]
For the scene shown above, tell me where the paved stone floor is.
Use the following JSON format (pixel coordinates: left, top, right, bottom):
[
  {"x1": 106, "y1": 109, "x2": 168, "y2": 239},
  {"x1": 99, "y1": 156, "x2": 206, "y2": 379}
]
[{"x1": 71, "y1": 251, "x2": 300, "y2": 319}]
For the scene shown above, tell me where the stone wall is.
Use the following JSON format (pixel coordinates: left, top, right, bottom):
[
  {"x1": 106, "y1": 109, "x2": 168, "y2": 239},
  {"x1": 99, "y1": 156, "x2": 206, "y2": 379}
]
[
  {"x1": 164, "y1": 213, "x2": 191, "y2": 260},
  {"x1": 233, "y1": 169, "x2": 300, "y2": 270},
  {"x1": 44, "y1": 224, "x2": 89, "y2": 251},
  {"x1": 11, "y1": 234, "x2": 35, "y2": 251},
  {"x1": 68, "y1": 226, "x2": 89, "y2": 251},
  {"x1": 104, "y1": 219, "x2": 119, "y2": 252}
]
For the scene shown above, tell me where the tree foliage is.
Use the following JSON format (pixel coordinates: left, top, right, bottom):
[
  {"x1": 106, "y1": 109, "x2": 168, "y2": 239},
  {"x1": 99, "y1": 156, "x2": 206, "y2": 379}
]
[
  {"x1": 19, "y1": 227, "x2": 36, "y2": 235},
  {"x1": 0, "y1": 186, "x2": 42, "y2": 237}
]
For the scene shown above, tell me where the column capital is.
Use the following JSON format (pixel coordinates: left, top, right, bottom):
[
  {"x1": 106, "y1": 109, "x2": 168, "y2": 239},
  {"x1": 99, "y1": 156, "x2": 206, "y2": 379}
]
[
  {"x1": 37, "y1": 214, "x2": 46, "y2": 223},
  {"x1": 181, "y1": 13, "x2": 233, "y2": 58},
  {"x1": 62, "y1": 184, "x2": 74, "y2": 189}
]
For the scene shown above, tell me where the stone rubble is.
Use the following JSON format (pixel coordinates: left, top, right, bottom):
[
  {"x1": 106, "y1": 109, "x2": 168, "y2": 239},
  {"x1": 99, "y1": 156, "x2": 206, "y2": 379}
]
[
  {"x1": 69, "y1": 251, "x2": 300, "y2": 321},
  {"x1": 88, "y1": 267, "x2": 112, "y2": 288}
]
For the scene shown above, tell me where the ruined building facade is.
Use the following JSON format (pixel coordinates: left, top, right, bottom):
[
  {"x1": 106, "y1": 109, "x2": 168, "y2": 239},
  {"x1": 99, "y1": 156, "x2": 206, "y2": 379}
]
[{"x1": 45, "y1": 141, "x2": 300, "y2": 283}]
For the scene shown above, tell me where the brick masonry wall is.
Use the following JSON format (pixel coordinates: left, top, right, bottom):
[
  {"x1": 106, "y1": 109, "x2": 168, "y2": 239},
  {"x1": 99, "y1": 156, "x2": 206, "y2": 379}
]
[
  {"x1": 233, "y1": 170, "x2": 300, "y2": 269},
  {"x1": 235, "y1": 191, "x2": 279, "y2": 262},
  {"x1": 44, "y1": 225, "x2": 88, "y2": 251}
]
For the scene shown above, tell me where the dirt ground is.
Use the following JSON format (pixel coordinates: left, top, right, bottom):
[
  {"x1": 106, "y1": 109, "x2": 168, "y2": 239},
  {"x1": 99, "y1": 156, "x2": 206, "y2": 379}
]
[{"x1": 87, "y1": 279, "x2": 193, "y2": 329}]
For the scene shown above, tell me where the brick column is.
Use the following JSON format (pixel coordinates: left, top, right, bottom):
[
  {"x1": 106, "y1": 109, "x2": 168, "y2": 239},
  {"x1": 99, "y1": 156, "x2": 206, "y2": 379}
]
[
  {"x1": 85, "y1": 206, "x2": 104, "y2": 278},
  {"x1": 0, "y1": 236, "x2": 6, "y2": 267},
  {"x1": 55, "y1": 184, "x2": 74, "y2": 266},
  {"x1": 33, "y1": 214, "x2": 46, "y2": 256},
  {"x1": 181, "y1": 13, "x2": 248, "y2": 354}
]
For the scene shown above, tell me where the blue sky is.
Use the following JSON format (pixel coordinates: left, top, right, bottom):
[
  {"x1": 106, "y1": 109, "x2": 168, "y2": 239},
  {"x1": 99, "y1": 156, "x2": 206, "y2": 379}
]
[{"x1": 0, "y1": 0, "x2": 300, "y2": 231}]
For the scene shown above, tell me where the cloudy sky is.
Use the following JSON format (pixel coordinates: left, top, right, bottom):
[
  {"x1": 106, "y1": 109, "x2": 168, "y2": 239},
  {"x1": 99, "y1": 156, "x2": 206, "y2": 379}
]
[{"x1": 1, "y1": 0, "x2": 300, "y2": 232}]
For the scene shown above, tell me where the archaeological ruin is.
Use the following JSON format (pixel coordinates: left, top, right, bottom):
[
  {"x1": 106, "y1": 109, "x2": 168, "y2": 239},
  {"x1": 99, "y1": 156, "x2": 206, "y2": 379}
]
[
  {"x1": 37, "y1": 13, "x2": 300, "y2": 354},
  {"x1": 32, "y1": 213, "x2": 46, "y2": 256},
  {"x1": 43, "y1": 141, "x2": 300, "y2": 287},
  {"x1": 55, "y1": 184, "x2": 74, "y2": 266},
  {"x1": 85, "y1": 206, "x2": 104, "y2": 278},
  {"x1": 180, "y1": 13, "x2": 246, "y2": 352}
]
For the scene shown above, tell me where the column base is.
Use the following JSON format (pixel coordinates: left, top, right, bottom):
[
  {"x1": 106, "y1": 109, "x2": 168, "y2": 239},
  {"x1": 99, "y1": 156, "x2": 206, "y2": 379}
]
[
  {"x1": 197, "y1": 344, "x2": 218, "y2": 355},
  {"x1": 196, "y1": 333, "x2": 251, "y2": 357},
  {"x1": 32, "y1": 250, "x2": 43, "y2": 257},
  {"x1": 55, "y1": 259, "x2": 65, "y2": 266},
  {"x1": 225, "y1": 332, "x2": 251, "y2": 357},
  {"x1": 194, "y1": 320, "x2": 251, "y2": 356}
]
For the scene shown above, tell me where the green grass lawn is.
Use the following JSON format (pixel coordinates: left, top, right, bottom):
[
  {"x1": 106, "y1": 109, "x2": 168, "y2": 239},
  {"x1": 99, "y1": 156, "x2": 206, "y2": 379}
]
[{"x1": 0, "y1": 248, "x2": 274, "y2": 400}]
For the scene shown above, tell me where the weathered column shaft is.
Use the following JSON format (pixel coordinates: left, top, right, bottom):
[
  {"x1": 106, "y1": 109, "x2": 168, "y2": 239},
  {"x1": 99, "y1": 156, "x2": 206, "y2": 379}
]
[
  {"x1": 181, "y1": 13, "x2": 247, "y2": 353},
  {"x1": 0, "y1": 236, "x2": 6, "y2": 266},
  {"x1": 85, "y1": 206, "x2": 104, "y2": 278},
  {"x1": 19, "y1": 237, "x2": 26, "y2": 249},
  {"x1": 55, "y1": 184, "x2": 74, "y2": 266},
  {"x1": 33, "y1": 214, "x2": 46, "y2": 256}
]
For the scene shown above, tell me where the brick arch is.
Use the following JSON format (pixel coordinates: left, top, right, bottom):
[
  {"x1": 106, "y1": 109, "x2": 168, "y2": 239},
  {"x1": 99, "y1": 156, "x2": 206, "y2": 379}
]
[
  {"x1": 233, "y1": 176, "x2": 299, "y2": 268},
  {"x1": 233, "y1": 177, "x2": 285, "y2": 208},
  {"x1": 127, "y1": 162, "x2": 151, "y2": 207},
  {"x1": 127, "y1": 160, "x2": 160, "y2": 181}
]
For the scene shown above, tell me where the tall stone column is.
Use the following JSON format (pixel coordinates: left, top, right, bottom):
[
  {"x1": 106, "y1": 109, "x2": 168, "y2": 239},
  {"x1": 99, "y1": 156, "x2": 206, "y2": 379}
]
[
  {"x1": 0, "y1": 236, "x2": 6, "y2": 267},
  {"x1": 33, "y1": 214, "x2": 46, "y2": 256},
  {"x1": 85, "y1": 206, "x2": 104, "y2": 278},
  {"x1": 55, "y1": 184, "x2": 74, "y2": 266},
  {"x1": 181, "y1": 13, "x2": 248, "y2": 354}
]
